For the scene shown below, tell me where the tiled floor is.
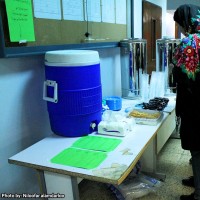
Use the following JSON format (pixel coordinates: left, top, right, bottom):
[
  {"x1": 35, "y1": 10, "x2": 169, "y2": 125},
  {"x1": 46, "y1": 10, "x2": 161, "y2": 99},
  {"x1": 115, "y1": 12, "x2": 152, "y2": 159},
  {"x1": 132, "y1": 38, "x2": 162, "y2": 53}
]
[{"x1": 79, "y1": 138, "x2": 194, "y2": 200}]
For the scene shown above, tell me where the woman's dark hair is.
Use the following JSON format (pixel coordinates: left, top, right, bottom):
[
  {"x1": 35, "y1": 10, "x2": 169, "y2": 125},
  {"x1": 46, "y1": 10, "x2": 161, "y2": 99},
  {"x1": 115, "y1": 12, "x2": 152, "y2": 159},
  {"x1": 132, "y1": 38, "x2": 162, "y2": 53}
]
[{"x1": 174, "y1": 4, "x2": 200, "y2": 34}]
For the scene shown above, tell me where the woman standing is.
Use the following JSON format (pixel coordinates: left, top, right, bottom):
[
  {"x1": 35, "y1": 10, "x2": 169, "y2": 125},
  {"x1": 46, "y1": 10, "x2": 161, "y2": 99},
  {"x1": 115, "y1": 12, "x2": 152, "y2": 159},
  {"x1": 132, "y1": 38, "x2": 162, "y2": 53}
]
[{"x1": 173, "y1": 4, "x2": 200, "y2": 200}]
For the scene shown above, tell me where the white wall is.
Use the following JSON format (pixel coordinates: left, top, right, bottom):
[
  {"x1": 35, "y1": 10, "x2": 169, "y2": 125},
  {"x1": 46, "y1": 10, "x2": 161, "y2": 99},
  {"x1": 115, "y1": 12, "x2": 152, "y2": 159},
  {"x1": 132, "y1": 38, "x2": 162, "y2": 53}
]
[
  {"x1": 133, "y1": 0, "x2": 142, "y2": 38},
  {"x1": 98, "y1": 48, "x2": 121, "y2": 97},
  {"x1": 0, "y1": 0, "x2": 167, "y2": 196},
  {"x1": 0, "y1": 55, "x2": 51, "y2": 194},
  {"x1": 166, "y1": 12, "x2": 175, "y2": 38}
]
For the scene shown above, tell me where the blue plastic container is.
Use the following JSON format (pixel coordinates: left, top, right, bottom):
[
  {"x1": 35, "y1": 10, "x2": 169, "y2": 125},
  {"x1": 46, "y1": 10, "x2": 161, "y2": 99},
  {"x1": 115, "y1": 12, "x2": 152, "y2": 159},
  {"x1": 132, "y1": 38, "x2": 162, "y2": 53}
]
[
  {"x1": 105, "y1": 96, "x2": 122, "y2": 111},
  {"x1": 43, "y1": 50, "x2": 102, "y2": 137}
]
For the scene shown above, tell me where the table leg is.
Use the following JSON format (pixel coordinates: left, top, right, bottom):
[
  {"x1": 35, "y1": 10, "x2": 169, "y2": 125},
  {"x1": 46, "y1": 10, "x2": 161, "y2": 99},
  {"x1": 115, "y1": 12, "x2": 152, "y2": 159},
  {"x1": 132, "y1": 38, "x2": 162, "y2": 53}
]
[
  {"x1": 140, "y1": 137, "x2": 166, "y2": 181},
  {"x1": 37, "y1": 170, "x2": 80, "y2": 200},
  {"x1": 36, "y1": 170, "x2": 47, "y2": 199}
]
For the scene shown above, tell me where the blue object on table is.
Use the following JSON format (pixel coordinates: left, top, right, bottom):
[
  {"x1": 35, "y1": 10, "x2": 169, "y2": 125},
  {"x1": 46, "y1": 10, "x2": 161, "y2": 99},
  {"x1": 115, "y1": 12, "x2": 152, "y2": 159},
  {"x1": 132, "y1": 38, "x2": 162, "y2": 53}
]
[
  {"x1": 105, "y1": 96, "x2": 122, "y2": 111},
  {"x1": 135, "y1": 103, "x2": 144, "y2": 108},
  {"x1": 124, "y1": 107, "x2": 132, "y2": 113},
  {"x1": 44, "y1": 50, "x2": 102, "y2": 137}
]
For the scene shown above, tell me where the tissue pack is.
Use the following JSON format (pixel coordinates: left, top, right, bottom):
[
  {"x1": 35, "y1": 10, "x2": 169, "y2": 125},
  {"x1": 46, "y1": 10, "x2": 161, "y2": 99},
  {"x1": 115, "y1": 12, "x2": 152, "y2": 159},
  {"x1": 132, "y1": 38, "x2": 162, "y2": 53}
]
[{"x1": 98, "y1": 118, "x2": 134, "y2": 137}]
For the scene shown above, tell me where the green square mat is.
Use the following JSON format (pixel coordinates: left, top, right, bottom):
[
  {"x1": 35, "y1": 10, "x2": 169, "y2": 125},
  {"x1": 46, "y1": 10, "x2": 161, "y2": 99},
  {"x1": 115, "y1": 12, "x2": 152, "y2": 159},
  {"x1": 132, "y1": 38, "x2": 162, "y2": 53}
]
[
  {"x1": 72, "y1": 136, "x2": 122, "y2": 152},
  {"x1": 51, "y1": 147, "x2": 107, "y2": 169}
]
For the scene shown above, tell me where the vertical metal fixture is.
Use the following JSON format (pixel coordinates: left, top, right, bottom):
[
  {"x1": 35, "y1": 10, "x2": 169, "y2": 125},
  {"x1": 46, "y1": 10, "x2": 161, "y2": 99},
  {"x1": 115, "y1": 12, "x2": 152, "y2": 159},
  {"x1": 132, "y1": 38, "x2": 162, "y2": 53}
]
[
  {"x1": 156, "y1": 38, "x2": 181, "y2": 95},
  {"x1": 120, "y1": 38, "x2": 147, "y2": 99}
]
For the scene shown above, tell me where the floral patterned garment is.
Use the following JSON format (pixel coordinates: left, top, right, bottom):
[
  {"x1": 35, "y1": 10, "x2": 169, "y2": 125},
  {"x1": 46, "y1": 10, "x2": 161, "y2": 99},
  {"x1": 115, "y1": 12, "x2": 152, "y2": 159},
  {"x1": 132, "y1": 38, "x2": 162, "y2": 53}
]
[{"x1": 173, "y1": 33, "x2": 200, "y2": 80}]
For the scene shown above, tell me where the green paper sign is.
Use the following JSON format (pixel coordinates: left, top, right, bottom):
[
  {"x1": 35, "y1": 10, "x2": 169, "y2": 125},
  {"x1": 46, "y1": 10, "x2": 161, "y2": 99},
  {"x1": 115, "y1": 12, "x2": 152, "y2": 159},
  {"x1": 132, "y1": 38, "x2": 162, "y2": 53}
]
[
  {"x1": 51, "y1": 148, "x2": 107, "y2": 169},
  {"x1": 5, "y1": 0, "x2": 35, "y2": 42}
]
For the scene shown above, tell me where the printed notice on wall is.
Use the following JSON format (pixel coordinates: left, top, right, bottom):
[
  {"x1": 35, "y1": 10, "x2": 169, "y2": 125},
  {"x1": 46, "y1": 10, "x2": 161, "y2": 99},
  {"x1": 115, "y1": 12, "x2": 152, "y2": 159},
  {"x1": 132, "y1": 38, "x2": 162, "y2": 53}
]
[
  {"x1": 84, "y1": 0, "x2": 101, "y2": 22},
  {"x1": 62, "y1": 0, "x2": 84, "y2": 21},
  {"x1": 33, "y1": 0, "x2": 61, "y2": 20},
  {"x1": 5, "y1": 0, "x2": 35, "y2": 42},
  {"x1": 116, "y1": 0, "x2": 126, "y2": 24},
  {"x1": 101, "y1": 0, "x2": 115, "y2": 23}
]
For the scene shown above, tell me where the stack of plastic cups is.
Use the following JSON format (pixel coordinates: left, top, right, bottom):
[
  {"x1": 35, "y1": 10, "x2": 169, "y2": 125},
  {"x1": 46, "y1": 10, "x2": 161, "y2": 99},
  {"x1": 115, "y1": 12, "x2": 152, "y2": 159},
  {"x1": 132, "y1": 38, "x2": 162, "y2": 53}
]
[
  {"x1": 140, "y1": 73, "x2": 149, "y2": 102},
  {"x1": 149, "y1": 71, "x2": 165, "y2": 99}
]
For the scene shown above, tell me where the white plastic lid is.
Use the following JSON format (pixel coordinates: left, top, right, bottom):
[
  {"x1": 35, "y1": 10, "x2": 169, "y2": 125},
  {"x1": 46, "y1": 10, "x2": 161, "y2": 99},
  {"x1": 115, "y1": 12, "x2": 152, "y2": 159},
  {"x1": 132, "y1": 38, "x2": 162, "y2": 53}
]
[{"x1": 45, "y1": 50, "x2": 100, "y2": 67}]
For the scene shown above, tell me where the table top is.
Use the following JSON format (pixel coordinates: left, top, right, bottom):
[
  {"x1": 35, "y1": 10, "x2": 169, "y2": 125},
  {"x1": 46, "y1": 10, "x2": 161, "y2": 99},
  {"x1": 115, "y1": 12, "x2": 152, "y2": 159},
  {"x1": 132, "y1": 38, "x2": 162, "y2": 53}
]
[{"x1": 8, "y1": 98, "x2": 175, "y2": 185}]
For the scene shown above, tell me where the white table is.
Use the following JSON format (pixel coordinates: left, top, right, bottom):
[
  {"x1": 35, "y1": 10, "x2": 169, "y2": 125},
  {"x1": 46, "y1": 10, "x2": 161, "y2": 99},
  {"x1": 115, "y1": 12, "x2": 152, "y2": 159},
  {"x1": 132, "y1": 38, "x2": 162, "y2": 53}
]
[{"x1": 9, "y1": 99, "x2": 176, "y2": 200}]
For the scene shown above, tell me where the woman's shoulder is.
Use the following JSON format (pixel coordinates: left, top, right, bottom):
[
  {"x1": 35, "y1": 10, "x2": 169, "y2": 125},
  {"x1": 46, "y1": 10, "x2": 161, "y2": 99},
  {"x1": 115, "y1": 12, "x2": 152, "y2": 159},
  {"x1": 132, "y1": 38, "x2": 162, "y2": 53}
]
[
  {"x1": 177, "y1": 33, "x2": 200, "y2": 50},
  {"x1": 181, "y1": 33, "x2": 200, "y2": 43},
  {"x1": 173, "y1": 33, "x2": 200, "y2": 81}
]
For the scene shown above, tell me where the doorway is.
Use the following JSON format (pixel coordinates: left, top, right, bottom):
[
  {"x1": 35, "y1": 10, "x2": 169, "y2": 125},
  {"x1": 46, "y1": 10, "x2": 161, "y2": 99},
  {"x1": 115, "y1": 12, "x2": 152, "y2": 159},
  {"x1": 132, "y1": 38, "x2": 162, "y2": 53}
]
[{"x1": 142, "y1": 1, "x2": 162, "y2": 74}]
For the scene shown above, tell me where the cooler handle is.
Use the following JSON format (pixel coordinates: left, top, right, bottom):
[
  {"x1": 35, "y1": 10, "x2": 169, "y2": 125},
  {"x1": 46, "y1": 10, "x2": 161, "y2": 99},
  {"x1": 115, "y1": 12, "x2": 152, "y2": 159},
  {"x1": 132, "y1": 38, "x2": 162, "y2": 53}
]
[{"x1": 43, "y1": 80, "x2": 58, "y2": 103}]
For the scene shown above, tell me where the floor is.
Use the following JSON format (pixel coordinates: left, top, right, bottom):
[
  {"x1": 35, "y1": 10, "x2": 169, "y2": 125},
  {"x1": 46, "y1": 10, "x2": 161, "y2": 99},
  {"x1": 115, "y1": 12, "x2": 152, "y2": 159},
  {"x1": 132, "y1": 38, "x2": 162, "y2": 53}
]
[{"x1": 79, "y1": 138, "x2": 194, "y2": 200}]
